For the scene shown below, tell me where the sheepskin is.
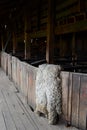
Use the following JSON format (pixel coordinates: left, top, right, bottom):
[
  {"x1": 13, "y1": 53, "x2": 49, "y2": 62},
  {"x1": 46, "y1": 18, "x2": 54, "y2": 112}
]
[{"x1": 35, "y1": 64, "x2": 62, "y2": 125}]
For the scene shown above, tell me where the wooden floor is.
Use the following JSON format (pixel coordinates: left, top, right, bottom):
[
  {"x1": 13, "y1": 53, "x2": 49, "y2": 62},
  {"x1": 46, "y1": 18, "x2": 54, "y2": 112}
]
[{"x1": 0, "y1": 68, "x2": 79, "y2": 130}]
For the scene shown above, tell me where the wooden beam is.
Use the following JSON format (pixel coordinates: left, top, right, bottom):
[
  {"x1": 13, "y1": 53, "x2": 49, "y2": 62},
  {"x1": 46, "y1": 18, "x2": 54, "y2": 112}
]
[
  {"x1": 46, "y1": 0, "x2": 55, "y2": 63},
  {"x1": 24, "y1": 13, "x2": 31, "y2": 60},
  {"x1": 30, "y1": 30, "x2": 47, "y2": 38},
  {"x1": 55, "y1": 19, "x2": 87, "y2": 35},
  {"x1": 1, "y1": 35, "x2": 4, "y2": 51},
  {"x1": 72, "y1": 33, "x2": 76, "y2": 56},
  {"x1": 13, "y1": 32, "x2": 16, "y2": 54},
  {"x1": 56, "y1": 0, "x2": 78, "y2": 11},
  {"x1": 59, "y1": 36, "x2": 63, "y2": 57},
  {"x1": 72, "y1": 33, "x2": 77, "y2": 65},
  {"x1": 56, "y1": 3, "x2": 79, "y2": 20}
]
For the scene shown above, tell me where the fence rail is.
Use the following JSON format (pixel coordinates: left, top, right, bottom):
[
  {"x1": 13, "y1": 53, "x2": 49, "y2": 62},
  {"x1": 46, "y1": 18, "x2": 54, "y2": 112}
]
[{"x1": 1, "y1": 52, "x2": 38, "y2": 109}]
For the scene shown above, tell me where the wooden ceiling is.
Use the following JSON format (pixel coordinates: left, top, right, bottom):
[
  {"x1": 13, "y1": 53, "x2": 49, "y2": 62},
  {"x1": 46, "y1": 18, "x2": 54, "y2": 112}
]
[
  {"x1": 0, "y1": 0, "x2": 41, "y2": 30},
  {"x1": 0, "y1": 0, "x2": 26, "y2": 31},
  {"x1": 0, "y1": 0, "x2": 28, "y2": 20}
]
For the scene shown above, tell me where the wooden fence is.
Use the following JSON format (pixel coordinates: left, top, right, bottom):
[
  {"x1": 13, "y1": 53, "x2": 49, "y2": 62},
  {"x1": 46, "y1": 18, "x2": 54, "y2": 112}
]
[
  {"x1": 1, "y1": 52, "x2": 38, "y2": 109},
  {"x1": 62, "y1": 71, "x2": 87, "y2": 130},
  {"x1": 1, "y1": 51, "x2": 87, "y2": 130}
]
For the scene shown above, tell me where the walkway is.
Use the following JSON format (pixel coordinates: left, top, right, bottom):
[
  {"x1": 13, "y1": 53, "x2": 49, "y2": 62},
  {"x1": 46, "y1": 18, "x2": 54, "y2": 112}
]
[{"x1": 0, "y1": 68, "x2": 79, "y2": 130}]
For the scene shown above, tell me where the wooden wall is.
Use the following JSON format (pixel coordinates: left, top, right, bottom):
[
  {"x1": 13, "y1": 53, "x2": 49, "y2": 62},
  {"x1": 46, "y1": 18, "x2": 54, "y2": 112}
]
[{"x1": 62, "y1": 71, "x2": 87, "y2": 130}]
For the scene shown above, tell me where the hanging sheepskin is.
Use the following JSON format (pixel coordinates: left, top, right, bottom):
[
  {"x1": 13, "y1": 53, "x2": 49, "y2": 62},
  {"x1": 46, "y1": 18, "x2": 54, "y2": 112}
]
[{"x1": 35, "y1": 64, "x2": 62, "y2": 125}]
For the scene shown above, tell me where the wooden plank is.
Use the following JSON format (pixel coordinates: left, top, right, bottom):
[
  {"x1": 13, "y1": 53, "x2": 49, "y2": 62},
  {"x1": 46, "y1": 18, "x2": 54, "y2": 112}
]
[
  {"x1": 1, "y1": 108, "x2": 17, "y2": 130},
  {"x1": 0, "y1": 111, "x2": 7, "y2": 130},
  {"x1": 72, "y1": 33, "x2": 76, "y2": 56},
  {"x1": 24, "y1": 14, "x2": 31, "y2": 59},
  {"x1": 79, "y1": 75, "x2": 87, "y2": 130},
  {"x1": 1, "y1": 88, "x2": 36, "y2": 130},
  {"x1": 71, "y1": 74, "x2": 80, "y2": 127},
  {"x1": 27, "y1": 64, "x2": 37, "y2": 109},
  {"x1": 0, "y1": 92, "x2": 7, "y2": 130},
  {"x1": 61, "y1": 71, "x2": 70, "y2": 121},
  {"x1": 16, "y1": 91, "x2": 78, "y2": 130},
  {"x1": 55, "y1": 19, "x2": 87, "y2": 35},
  {"x1": 1, "y1": 35, "x2": 4, "y2": 51},
  {"x1": 46, "y1": 0, "x2": 55, "y2": 63},
  {"x1": 7, "y1": 54, "x2": 12, "y2": 80},
  {"x1": 30, "y1": 30, "x2": 47, "y2": 38},
  {"x1": 16, "y1": 58, "x2": 20, "y2": 89},
  {"x1": 0, "y1": 70, "x2": 38, "y2": 130},
  {"x1": 67, "y1": 72, "x2": 73, "y2": 125},
  {"x1": 16, "y1": 92, "x2": 56, "y2": 130},
  {"x1": 56, "y1": 3, "x2": 79, "y2": 20},
  {"x1": 12, "y1": 32, "x2": 16, "y2": 55},
  {"x1": 0, "y1": 90, "x2": 17, "y2": 130},
  {"x1": 56, "y1": 0, "x2": 78, "y2": 11}
]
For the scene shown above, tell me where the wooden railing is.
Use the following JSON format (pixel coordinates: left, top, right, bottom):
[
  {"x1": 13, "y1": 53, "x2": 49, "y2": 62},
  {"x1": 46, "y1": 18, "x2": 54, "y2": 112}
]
[{"x1": 1, "y1": 51, "x2": 38, "y2": 109}]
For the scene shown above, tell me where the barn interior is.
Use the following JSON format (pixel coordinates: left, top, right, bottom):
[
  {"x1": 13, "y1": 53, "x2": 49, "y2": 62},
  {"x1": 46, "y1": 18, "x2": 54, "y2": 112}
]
[
  {"x1": 0, "y1": 0, "x2": 87, "y2": 72},
  {"x1": 0, "y1": 0, "x2": 87, "y2": 130}
]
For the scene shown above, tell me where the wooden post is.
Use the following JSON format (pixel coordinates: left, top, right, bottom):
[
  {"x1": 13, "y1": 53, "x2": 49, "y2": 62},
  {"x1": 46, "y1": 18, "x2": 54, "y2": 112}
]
[
  {"x1": 13, "y1": 32, "x2": 16, "y2": 54},
  {"x1": 46, "y1": 0, "x2": 55, "y2": 63},
  {"x1": 1, "y1": 35, "x2": 4, "y2": 51},
  {"x1": 24, "y1": 13, "x2": 31, "y2": 60},
  {"x1": 72, "y1": 33, "x2": 75, "y2": 55},
  {"x1": 59, "y1": 35, "x2": 63, "y2": 57},
  {"x1": 72, "y1": 33, "x2": 77, "y2": 65}
]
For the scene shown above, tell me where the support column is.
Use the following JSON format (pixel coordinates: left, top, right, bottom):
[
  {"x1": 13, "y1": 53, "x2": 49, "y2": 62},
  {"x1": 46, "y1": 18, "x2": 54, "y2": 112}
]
[
  {"x1": 72, "y1": 33, "x2": 77, "y2": 65},
  {"x1": 1, "y1": 35, "x2": 4, "y2": 51},
  {"x1": 24, "y1": 13, "x2": 31, "y2": 60},
  {"x1": 72, "y1": 33, "x2": 76, "y2": 56},
  {"x1": 13, "y1": 32, "x2": 16, "y2": 54},
  {"x1": 59, "y1": 35, "x2": 63, "y2": 57},
  {"x1": 46, "y1": 0, "x2": 55, "y2": 63}
]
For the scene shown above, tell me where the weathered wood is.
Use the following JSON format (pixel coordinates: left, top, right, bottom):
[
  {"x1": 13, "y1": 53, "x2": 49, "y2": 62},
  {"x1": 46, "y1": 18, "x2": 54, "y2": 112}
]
[
  {"x1": 67, "y1": 73, "x2": 72, "y2": 125},
  {"x1": 72, "y1": 33, "x2": 76, "y2": 56},
  {"x1": 24, "y1": 13, "x2": 31, "y2": 60},
  {"x1": 79, "y1": 75, "x2": 87, "y2": 130},
  {"x1": 1, "y1": 52, "x2": 87, "y2": 130},
  {"x1": 7, "y1": 54, "x2": 12, "y2": 79},
  {"x1": 27, "y1": 64, "x2": 38, "y2": 109},
  {"x1": 0, "y1": 68, "x2": 79, "y2": 130},
  {"x1": 12, "y1": 32, "x2": 17, "y2": 55},
  {"x1": 30, "y1": 30, "x2": 47, "y2": 38},
  {"x1": 46, "y1": 0, "x2": 55, "y2": 63},
  {"x1": 55, "y1": 20, "x2": 87, "y2": 35},
  {"x1": 56, "y1": 3, "x2": 79, "y2": 20},
  {"x1": 16, "y1": 59, "x2": 21, "y2": 90},
  {"x1": 0, "y1": 91, "x2": 17, "y2": 130},
  {"x1": 56, "y1": 0, "x2": 78, "y2": 11},
  {"x1": 0, "y1": 111, "x2": 7, "y2": 130},
  {"x1": 12, "y1": 56, "x2": 17, "y2": 85},
  {"x1": 71, "y1": 74, "x2": 80, "y2": 127},
  {"x1": 61, "y1": 71, "x2": 70, "y2": 121},
  {"x1": 1, "y1": 35, "x2": 4, "y2": 51}
]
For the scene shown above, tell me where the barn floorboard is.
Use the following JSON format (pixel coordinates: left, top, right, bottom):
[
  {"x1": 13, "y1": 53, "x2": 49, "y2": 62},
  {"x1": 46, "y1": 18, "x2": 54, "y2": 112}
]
[{"x1": 0, "y1": 68, "x2": 79, "y2": 130}]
